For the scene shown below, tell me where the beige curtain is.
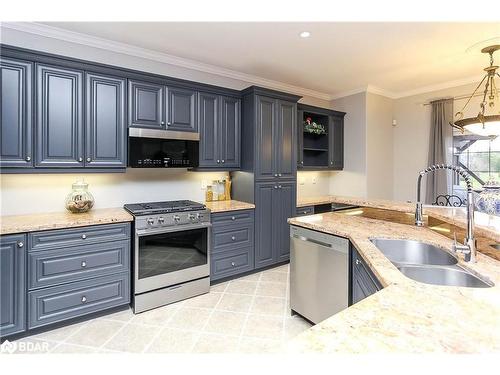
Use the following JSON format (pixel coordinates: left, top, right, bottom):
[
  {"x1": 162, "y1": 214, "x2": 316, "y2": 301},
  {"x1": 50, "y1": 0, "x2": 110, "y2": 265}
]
[{"x1": 425, "y1": 98, "x2": 454, "y2": 204}]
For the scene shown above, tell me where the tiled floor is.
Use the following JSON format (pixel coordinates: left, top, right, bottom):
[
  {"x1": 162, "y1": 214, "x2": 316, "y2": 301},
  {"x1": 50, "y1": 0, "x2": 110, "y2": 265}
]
[{"x1": 9, "y1": 263, "x2": 312, "y2": 354}]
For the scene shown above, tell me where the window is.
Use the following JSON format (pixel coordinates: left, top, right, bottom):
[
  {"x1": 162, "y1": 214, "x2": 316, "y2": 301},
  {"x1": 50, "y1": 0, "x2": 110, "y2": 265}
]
[{"x1": 453, "y1": 134, "x2": 500, "y2": 190}]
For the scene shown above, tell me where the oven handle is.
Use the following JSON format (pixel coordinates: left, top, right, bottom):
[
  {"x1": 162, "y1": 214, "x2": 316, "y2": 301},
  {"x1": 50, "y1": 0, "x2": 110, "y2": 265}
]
[{"x1": 135, "y1": 222, "x2": 212, "y2": 236}]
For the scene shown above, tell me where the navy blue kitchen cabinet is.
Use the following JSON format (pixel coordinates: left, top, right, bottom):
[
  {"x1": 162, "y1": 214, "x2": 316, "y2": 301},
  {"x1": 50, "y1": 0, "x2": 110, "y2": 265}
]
[
  {"x1": 128, "y1": 80, "x2": 164, "y2": 129},
  {"x1": 350, "y1": 245, "x2": 382, "y2": 305},
  {"x1": 85, "y1": 73, "x2": 127, "y2": 168},
  {"x1": 210, "y1": 209, "x2": 254, "y2": 281},
  {"x1": 35, "y1": 64, "x2": 84, "y2": 168},
  {"x1": 232, "y1": 87, "x2": 301, "y2": 270},
  {"x1": 198, "y1": 92, "x2": 240, "y2": 169},
  {"x1": 254, "y1": 181, "x2": 296, "y2": 268},
  {"x1": 329, "y1": 115, "x2": 344, "y2": 170},
  {"x1": 167, "y1": 86, "x2": 197, "y2": 132},
  {"x1": 0, "y1": 234, "x2": 27, "y2": 337},
  {"x1": 0, "y1": 58, "x2": 33, "y2": 168}
]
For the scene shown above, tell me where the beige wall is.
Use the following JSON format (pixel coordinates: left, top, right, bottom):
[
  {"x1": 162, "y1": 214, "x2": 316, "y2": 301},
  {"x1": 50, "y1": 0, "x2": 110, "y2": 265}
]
[
  {"x1": 297, "y1": 171, "x2": 333, "y2": 198},
  {"x1": 329, "y1": 92, "x2": 368, "y2": 197},
  {"x1": 392, "y1": 82, "x2": 482, "y2": 202},
  {"x1": 366, "y1": 92, "x2": 394, "y2": 199}
]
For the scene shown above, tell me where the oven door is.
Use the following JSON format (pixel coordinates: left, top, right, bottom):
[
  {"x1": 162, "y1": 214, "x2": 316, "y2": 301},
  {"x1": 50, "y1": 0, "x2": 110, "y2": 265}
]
[{"x1": 134, "y1": 223, "x2": 211, "y2": 294}]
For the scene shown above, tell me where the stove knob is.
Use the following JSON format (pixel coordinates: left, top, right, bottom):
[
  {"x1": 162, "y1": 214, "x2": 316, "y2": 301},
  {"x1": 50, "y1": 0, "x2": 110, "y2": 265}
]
[
  {"x1": 147, "y1": 218, "x2": 155, "y2": 225},
  {"x1": 158, "y1": 217, "x2": 165, "y2": 224},
  {"x1": 173, "y1": 215, "x2": 180, "y2": 223},
  {"x1": 188, "y1": 214, "x2": 196, "y2": 221}
]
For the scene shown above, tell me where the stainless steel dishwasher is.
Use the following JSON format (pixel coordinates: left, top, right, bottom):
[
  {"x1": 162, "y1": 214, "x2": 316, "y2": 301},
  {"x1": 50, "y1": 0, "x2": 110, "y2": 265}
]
[{"x1": 290, "y1": 225, "x2": 349, "y2": 324}]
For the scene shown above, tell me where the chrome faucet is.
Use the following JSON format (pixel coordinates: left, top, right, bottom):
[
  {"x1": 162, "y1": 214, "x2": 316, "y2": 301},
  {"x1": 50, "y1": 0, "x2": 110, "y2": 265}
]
[{"x1": 415, "y1": 164, "x2": 477, "y2": 262}]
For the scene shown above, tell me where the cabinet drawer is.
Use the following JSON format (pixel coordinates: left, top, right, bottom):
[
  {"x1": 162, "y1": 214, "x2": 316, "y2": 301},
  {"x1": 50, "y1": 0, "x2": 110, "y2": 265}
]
[
  {"x1": 28, "y1": 272, "x2": 130, "y2": 329},
  {"x1": 29, "y1": 223, "x2": 130, "y2": 251},
  {"x1": 296, "y1": 206, "x2": 314, "y2": 216},
  {"x1": 28, "y1": 240, "x2": 130, "y2": 289},
  {"x1": 211, "y1": 247, "x2": 253, "y2": 282},
  {"x1": 213, "y1": 225, "x2": 254, "y2": 253},
  {"x1": 211, "y1": 209, "x2": 254, "y2": 226}
]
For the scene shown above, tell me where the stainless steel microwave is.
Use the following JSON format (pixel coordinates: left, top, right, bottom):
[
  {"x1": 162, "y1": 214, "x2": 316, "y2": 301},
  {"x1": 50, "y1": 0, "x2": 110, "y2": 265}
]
[{"x1": 128, "y1": 128, "x2": 199, "y2": 168}]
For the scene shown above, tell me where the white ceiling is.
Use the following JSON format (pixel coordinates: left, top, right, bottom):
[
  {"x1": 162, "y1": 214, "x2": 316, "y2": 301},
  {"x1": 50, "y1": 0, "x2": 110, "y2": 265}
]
[{"x1": 35, "y1": 22, "x2": 500, "y2": 98}]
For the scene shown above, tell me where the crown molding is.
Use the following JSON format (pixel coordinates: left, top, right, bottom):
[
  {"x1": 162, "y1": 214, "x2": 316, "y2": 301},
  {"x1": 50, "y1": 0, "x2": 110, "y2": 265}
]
[
  {"x1": 1, "y1": 22, "x2": 332, "y2": 101},
  {"x1": 392, "y1": 75, "x2": 484, "y2": 99}
]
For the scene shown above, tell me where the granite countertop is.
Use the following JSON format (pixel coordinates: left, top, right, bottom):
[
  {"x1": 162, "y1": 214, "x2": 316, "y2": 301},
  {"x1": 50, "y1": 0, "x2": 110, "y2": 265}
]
[
  {"x1": 204, "y1": 200, "x2": 255, "y2": 213},
  {"x1": 0, "y1": 208, "x2": 133, "y2": 235},
  {"x1": 297, "y1": 195, "x2": 500, "y2": 243},
  {"x1": 286, "y1": 212, "x2": 500, "y2": 353}
]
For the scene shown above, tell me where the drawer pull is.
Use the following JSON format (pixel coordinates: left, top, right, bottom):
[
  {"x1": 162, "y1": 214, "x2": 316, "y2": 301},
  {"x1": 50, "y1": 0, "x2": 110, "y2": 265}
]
[
  {"x1": 231, "y1": 216, "x2": 236, "y2": 221},
  {"x1": 81, "y1": 261, "x2": 87, "y2": 268},
  {"x1": 81, "y1": 234, "x2": 87, "y2": 239},
  {"x1": 355, "y1": 259, "x2": 361, "y2": 265},
  {"x1": 231, "y1": 262, "x2": 236, "y2": 266},
  {"x1": 231, "y1": 236, "x2": 236, "y2": 241},
  {"x1": 81, "y1": 296, "x2": 87, "y2": 303},
  {"x1": 303, "y1": 211, "x2": 307, "y2": 214},
  {"x1": 17, "y1": 241, "x2": 24, "y2": 248}
]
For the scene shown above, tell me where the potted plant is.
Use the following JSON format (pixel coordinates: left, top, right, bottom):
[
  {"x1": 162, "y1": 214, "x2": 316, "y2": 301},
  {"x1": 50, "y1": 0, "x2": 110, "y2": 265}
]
[{"x1": 304, "y1": 117, "x2": 327, "y2": 135}]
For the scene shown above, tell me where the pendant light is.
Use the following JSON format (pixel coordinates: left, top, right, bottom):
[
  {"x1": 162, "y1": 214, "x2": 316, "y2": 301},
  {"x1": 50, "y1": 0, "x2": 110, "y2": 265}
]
[{"x1": 451, "y1": 45, "x2": 500, "y2": 137}]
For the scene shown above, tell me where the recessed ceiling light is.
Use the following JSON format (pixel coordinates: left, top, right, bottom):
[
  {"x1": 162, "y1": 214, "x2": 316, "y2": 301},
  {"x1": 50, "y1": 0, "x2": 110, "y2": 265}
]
[{"x1": 299, "y1": 31, "x2": 311, "y2": 38}]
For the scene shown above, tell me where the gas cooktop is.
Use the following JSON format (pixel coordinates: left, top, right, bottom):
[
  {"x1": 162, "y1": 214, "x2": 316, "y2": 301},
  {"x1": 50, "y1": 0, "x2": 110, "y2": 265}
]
[{"x1": 124, "y1": 200, "x2": 206, "y2": 216}]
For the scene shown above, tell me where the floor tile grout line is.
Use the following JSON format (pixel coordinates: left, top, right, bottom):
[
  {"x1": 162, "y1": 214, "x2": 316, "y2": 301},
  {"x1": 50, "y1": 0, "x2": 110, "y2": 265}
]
[
  {"x1": 235, "y1": 271, "x2": 262, "y2": 351},
  {"x1": 140, "y1": 306, "x2": 180, "y2": 353},
  {"x1": 188, "y1": 289, "x2": 225, "y2": 353}
]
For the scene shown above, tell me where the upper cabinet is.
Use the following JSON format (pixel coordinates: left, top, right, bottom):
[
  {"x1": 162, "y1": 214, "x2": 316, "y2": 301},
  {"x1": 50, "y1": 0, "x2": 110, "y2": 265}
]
[
  {"x1": 167, "y1": 86, "x2": 197, "y2": 132},
  {"x1": 85, "y1": 73, "x2": 127, "y2": 168},
  {"x1": 128, "y1": 80, "x2": 164, "y2": 129},
  {"x1": 297, "y1": 104, "x2": 345, "y2": 171},
  {"x1": 198, "y1": 93, "x2": 240, "y2": 169},
  {"x1": 35, "y1": 64, "x2": 84, "y2": 168},
  {"x1": 0, "y1": 57, "x2": 33, "y2": 168},
  {"x1": 255, "y1": 94, "x2": 297, "y2": 180}
]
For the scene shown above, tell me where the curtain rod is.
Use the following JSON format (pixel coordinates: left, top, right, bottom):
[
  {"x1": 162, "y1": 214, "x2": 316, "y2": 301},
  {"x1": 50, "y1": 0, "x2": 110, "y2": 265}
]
[{"x1": 422, "y1": 89, "x2": 499, "y2": 106}]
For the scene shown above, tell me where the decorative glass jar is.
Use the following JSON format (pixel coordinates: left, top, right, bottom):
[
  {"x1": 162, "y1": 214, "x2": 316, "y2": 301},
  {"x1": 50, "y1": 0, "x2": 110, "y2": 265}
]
[
  {"x1": 65, "y1": 180, "x2": 95, "y2": 213},
  {"x1": 476, "y1": 179, "x2": 500, "y2": 216}
]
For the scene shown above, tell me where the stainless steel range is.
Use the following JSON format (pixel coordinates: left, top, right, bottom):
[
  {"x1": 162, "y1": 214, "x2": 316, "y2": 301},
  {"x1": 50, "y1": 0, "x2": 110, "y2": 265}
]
[{"x1": 124, "y1": 200, "x2": 211, "y2": 313}]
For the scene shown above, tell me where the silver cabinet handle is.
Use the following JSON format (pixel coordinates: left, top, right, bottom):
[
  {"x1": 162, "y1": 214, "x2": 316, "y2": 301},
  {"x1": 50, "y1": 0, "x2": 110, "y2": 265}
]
[
  {"x1": 217, "y1": 160, "x2": 220, "y2": 163},
  {"x1": 231, "y1": 262, "x2": 235, "y2": 266},
  {"x1": 26, "y1": 156, "x2": 31, "y2": 161},
  {"x1": 231, "y1": 236, "x2": 236, "y2": 241},
  {"x1": 278, "y1": 173, "x2": 282, "y2": 177},
  {"x1": 274, "y1": 185, "x2": 278, "y2": 189},
  {"x1": 161, "y1": 121, "x2": 165, "y2": 125},
  {"x1": 278, "y1": 185, "x2": 282, "y2": 189},
  {"x1": 81, "y1": 296, "x2": 87, "y2": 303},
  {"x1": 355, "y1": 259, "x2": 361, "y2": 265},
  {"x1": 78, "y1": 157, "x2": 83, "y2": 162},
  {"x1": 167, "y1": 122, "x2": 171, "y2": 125},
  {"x1": 292, "y1": 234, "x2": 332, "y2": 248},
  {"x1": 81, "y1": 234, "x2": 87, "y2": 239},
  {"x1": 331, "y1": 161, "x2": 334, "y2": 165},
  {"x1": 17, "y1": 241, "x2": 24, "y2": 248},
  {"x1": 231, "y1": 216, "x2": 236, "y2": 221},
  {"x1": 301, "y1": 161, "x2": 304, "y2": 165},
  {"x1": 86, "y1": 157, "x2": 91, "y2": 162},
  {"x1": 221, "y1": 159, "x2": 225, "y2": 163},
  {"x1": 274, "y1": 174, "x2": 278, "y2": 177},
  {"x1": 81, "y1": 261, "x2": 87, "y2": 268}
]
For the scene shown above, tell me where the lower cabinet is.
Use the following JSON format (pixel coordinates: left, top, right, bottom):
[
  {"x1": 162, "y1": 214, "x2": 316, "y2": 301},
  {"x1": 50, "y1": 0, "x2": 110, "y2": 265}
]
[
  {"x1": 255, "y1": 180, "x2": 296, "y2": 269},
  {"x1": 0, "y1": 222, "x2": 131, "y2": 339},
  {"x1": 350, "y1": 245, "x2": 382, "y2": 305},
  {"x1": 0, "y1": 234, "x2": 27, "y2": 337},
  {"x1": 210, "y1": 210, "x2": 254, "y2": 282}
]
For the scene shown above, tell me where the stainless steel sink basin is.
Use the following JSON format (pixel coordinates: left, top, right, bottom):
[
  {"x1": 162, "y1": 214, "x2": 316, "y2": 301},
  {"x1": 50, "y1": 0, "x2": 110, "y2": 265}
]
[
  {"x1": 397, "y1": 265, "x2": 493, "y2": 288},
  {"x1": 370, "y1": 238, "x2": 458, "y2": 266}
]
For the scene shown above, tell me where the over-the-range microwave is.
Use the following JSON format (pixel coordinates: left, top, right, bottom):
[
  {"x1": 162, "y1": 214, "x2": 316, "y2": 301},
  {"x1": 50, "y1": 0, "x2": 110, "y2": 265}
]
[{"x1": 128, "y1": 128, "x2": 199, "y2": 168}]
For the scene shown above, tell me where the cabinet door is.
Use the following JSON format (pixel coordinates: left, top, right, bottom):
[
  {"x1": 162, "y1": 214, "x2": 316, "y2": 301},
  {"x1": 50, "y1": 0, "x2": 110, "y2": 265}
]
[
  {"x1": 276, "y1": 100, "x2": 296, "y2": 179},
  {"x1": 0, "y1": 234, "x2": 26, "y2": 337},
  {"x1": 276, "y1": 181, "x2": 296, "y2": 262},
  {"x1": 219, "y1": 96, "x2": 240, "y2": 168},
  {"x1": 296, "y1": 109, "x2": 304, "y2": 168},
  {"x1": 198, "y1": 92, "x2": 219, "y2": 167},
  {"x1": 0, "y1": 58, "x2": 33, "y2": 168},
  {"x1": 36, "y1": 64, "x2": 84, "y2": 167},
  {"x1": 255, "y1": 96, "x2": 276, "y2": 180},
  {"x1": 254, "y1": 182, "x2": 276, "y2": 268},
  {"x1": 329, "y1": 116, "x2": 344, "y2": 170},
  {"x1": 85, "y1": 73, "x2": 127, "y2": 168},
  {"x1": 128, "y1": 80, "x2": 164, "y2": 129},
  {"x1": 167, "y1": 86, "x2": 197, "y2": 132}
]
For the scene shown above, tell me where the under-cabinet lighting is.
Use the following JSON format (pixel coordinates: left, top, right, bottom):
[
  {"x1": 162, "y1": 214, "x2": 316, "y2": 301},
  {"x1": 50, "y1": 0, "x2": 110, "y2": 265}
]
[{"x1": 343, "y1": 210, "x2": 364, "y2": 216}]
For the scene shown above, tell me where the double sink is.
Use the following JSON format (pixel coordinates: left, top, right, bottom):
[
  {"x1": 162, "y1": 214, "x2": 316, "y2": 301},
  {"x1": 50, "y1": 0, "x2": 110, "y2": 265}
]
[{"x1": 370, "y1": 239, "x2": 493, "y2": 288}]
